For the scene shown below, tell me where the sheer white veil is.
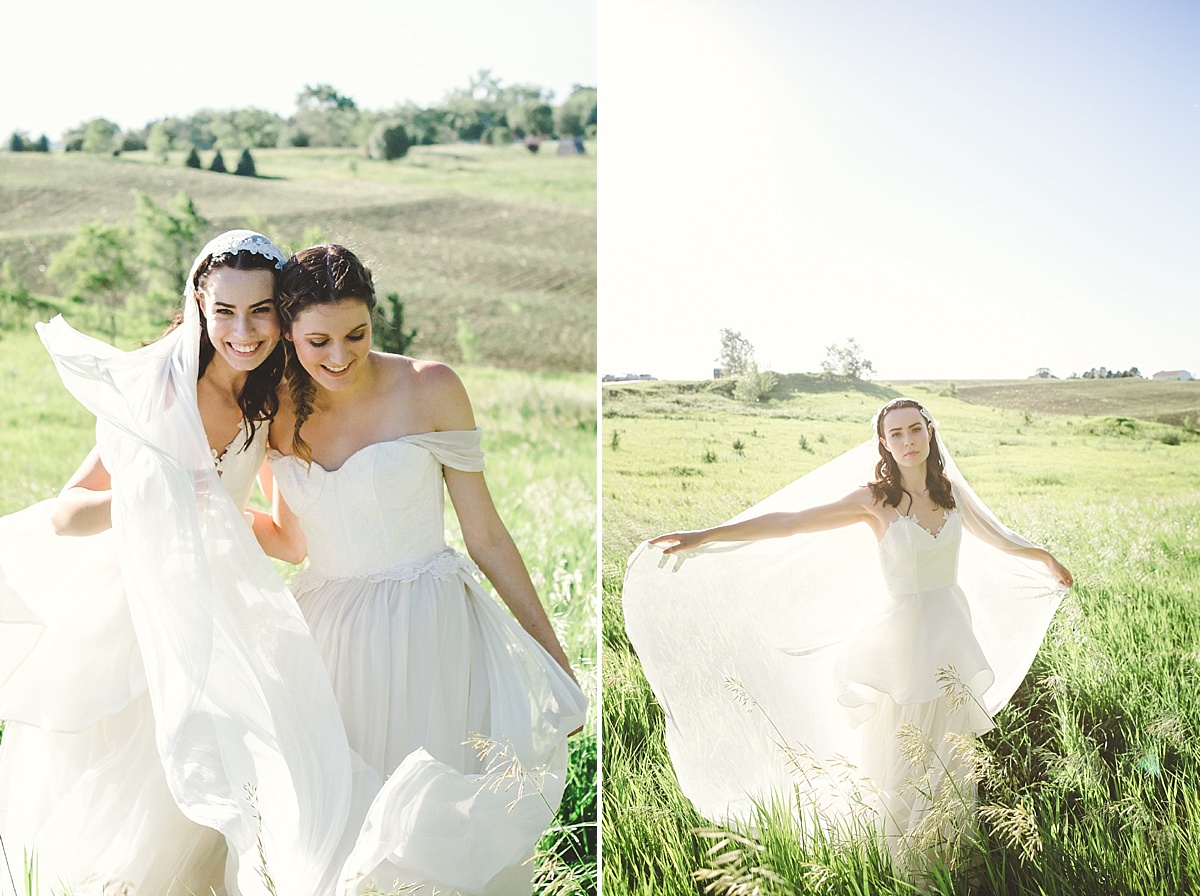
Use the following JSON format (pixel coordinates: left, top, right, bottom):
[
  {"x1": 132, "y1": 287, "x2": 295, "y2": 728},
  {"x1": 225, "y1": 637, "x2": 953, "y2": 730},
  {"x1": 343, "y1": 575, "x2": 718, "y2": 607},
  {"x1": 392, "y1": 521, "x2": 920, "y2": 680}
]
[
  {"x1": 33, "y1": 231, "x2": 371, "y2": 895},
  {"x1": 622, "y1": 399, "x2": 1066, "y2": 826}
]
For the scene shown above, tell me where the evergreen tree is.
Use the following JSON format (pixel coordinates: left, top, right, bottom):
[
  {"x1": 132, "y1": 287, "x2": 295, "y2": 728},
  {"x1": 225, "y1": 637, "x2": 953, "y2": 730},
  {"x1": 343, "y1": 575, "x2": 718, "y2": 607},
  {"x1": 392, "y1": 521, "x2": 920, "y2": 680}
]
[
  {"x1": 234, "y1": 148, "x2": 256, "y2": 177},
  {"x1": 8, "y1": 132, "x2": 24, "y2": 152},
  {"x1": 373, "y1": 292, "x2": 418, "y2": 354},
  {"x1": 185, "y1": 146, "x2": 201, "y2": 168},
  {"x1": 33, "y1": 135, "x2": 50, "y2": 152},
  {"x1": 209, "y1": 150, "x2": 227, "y2": 173}
]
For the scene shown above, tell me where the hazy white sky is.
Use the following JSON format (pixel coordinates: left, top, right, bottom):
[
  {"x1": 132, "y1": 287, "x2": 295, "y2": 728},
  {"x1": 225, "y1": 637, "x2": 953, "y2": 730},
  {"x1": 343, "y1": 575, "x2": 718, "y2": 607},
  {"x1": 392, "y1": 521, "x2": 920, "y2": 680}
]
[
  {"x1": 2, "y1": 0, "x2": 596, "y2": 138},
  {"x1": 600, "y1": 0, "x2": 1199, "y2": 381}
]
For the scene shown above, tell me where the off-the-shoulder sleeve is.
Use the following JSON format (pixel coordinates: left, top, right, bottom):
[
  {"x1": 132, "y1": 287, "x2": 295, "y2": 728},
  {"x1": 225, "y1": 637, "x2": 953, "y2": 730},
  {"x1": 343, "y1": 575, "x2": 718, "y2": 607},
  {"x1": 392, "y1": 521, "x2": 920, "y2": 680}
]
[{"x1": 403, "y1": 427, "x2": 486, "y2": 471}]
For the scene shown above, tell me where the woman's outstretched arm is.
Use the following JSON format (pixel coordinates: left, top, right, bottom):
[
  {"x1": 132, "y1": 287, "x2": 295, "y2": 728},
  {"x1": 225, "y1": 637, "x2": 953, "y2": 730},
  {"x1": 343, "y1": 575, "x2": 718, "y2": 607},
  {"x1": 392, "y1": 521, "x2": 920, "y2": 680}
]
[{"x1": 651, "y1": 487, "x2": 878, "y2": 554}]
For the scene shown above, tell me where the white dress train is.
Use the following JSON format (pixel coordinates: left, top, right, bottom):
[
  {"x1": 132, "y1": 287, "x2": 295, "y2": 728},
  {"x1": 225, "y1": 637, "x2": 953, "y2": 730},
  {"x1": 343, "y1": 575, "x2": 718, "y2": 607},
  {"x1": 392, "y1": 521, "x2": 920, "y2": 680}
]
[{"x1": 622, "y1": 439, "x2": 1065, "y2": 862}]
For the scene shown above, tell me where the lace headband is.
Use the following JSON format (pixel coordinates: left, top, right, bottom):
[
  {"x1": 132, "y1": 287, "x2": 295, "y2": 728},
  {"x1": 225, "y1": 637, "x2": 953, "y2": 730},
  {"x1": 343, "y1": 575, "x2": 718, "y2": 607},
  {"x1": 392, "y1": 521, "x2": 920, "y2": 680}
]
[
  {"x1": 871, "y1": 398, "x2": 939, "y2": 436},
  {"x1": 184, "y1": 230, "x2": 287, "y2": 301}
]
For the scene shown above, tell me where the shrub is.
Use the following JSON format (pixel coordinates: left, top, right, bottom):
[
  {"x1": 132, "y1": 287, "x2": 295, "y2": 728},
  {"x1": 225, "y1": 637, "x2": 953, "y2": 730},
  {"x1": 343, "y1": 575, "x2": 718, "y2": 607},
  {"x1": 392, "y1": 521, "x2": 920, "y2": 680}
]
[
  {"x1": 185, "y1": 146, "x2": 201, "y2": 168},
  {"x1": 366, "y1": 120, "x2": 409, "y2": 160},
  {"x1": 210, "y1": 150, "x2": 227, "y2": 173},
  {"x1": 734, "y1": 367, "x2": 778, "y2": 403}
]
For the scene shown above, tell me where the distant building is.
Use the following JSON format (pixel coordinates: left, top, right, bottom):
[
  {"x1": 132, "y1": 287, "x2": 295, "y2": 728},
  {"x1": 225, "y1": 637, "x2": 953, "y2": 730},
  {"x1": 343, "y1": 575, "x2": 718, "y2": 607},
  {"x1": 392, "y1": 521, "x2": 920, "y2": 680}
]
[
  {"x1": 602, "y1": 373, "x2": 657, "y2": 383},
  {"x1": 1152, "y1": 370, "x2": 1193, "y2": 381}
]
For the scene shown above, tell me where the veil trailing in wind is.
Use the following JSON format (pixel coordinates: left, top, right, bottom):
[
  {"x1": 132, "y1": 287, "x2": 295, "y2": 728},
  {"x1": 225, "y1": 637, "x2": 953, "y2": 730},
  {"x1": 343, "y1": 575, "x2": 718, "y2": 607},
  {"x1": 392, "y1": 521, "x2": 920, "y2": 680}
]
[{"x1": 622, "y1": 427, "x2": 1066, "y2": 830}]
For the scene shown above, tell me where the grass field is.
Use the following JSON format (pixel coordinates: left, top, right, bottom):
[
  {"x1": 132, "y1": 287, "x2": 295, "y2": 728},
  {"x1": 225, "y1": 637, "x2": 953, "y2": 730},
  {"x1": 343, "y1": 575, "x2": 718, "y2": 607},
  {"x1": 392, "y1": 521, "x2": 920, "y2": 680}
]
[
  {"x1": 0, "y1": 143, "x2": 595, "y2": 371},
  {"x1": 602, "y1": 377, "x2": 1200, "y2": 895}
]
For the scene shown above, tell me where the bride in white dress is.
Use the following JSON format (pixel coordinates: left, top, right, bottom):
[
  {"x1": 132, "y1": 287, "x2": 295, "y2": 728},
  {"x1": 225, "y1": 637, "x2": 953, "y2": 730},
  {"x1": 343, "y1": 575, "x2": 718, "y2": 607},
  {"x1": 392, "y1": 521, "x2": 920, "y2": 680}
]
[
  {"x1": 623, "y1": 398, "x2": 1071, "y2": 867},
  {"x1": 252, "y1": 243, "x2": 587, "y2": 894},
  {"x1": 0, "y1": 230, "x2": 289, "y2": 895}
]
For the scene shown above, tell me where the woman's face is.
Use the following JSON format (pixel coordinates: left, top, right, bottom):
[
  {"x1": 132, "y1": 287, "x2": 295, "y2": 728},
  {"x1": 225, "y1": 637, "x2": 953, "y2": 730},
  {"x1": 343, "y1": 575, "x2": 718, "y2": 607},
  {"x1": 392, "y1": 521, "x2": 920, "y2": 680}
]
[
  {"x1": 880, "y1": 406, "x2": 931, "y2": 468},
  {"x1": 198, "y1": 267, "x2": 280, "y2": 373},
  {"x1": 287, "y1": 298, "x2": 373, "y2": 391}
]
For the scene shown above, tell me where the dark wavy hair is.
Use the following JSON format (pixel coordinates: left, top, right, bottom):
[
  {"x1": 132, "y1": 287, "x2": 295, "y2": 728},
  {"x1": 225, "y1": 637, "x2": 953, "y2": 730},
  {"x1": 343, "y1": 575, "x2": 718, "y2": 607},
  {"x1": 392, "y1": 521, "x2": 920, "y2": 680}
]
[
  {"x1": 275, "y1": 244, "x2": 376, "y2": 464},
  {"x1": 163, "y1": 248, "x2": 285, "y2": 452},
  {"x1": 867, "y1": 398, "x2": 955, "y2": 511}
]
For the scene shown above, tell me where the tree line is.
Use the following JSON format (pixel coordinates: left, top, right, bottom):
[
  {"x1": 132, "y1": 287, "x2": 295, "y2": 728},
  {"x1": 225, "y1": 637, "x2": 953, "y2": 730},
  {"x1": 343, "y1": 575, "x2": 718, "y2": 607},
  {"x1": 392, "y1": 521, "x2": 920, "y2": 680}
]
[{"x1": 6, "y1": 72, "x2": 596, "y2": 159}]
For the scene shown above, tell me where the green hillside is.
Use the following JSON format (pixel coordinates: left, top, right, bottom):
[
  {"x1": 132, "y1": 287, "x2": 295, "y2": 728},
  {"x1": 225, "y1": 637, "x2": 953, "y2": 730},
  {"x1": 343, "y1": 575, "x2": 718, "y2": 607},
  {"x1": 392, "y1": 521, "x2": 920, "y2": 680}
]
[{"x1": 0, "y1": 144, "x2": 595, "y2": 371}]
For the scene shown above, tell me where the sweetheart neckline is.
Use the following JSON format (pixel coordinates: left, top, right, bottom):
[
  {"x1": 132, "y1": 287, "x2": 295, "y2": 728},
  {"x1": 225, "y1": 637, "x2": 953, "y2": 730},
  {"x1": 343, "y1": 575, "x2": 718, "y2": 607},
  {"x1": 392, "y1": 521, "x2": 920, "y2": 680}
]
[{"x1": 879, "y1": 507, "x2": 959, "y2": 545}]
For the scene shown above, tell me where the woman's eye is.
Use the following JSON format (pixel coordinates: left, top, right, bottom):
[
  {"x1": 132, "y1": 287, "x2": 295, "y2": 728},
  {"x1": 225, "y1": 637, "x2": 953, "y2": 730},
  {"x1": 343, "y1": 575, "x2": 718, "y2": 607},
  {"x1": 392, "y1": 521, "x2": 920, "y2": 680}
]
[
  {"x1": 347, "y1": 334, "x2": 366, "y2": 342},
  {"x1": 253, "y1": 306, "x2": 275, "y2": 315},
  {"x1": 308, "y1": 340, "x2": 328, "y2": 348}
]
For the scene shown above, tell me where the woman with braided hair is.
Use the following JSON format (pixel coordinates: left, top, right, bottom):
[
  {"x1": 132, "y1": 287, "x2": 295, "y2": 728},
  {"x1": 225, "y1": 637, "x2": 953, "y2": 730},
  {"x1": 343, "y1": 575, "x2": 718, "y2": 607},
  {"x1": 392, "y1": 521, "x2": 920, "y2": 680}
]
[
  {"x1": 252, "y1": 243, "x2": 586, "y2": 895},
  {"x1": 624, "y1": 398, "x2": 1071, "y2": 867}
]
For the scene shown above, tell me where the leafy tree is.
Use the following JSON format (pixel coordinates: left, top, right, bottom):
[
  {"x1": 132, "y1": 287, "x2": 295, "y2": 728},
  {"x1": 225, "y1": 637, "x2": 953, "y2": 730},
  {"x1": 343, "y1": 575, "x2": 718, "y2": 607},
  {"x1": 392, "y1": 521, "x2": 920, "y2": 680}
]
[
  {"x1": 132, "y1": 191, "x2": 209, "y2": 323},
  {"x1": 556, "y1": 86, "x2": 597, "y2": 138},
  {"x1": 373, "y1": 292, "x2": 418, "y2": 354},
  {"x1": 483, "y1": 126, "x2": 513, "y2": 145},
  {"x1": 8, "y1": 132, "x2": 25, "y2": 152},
  {"x1": 366, "y1": 120, "x2": 410, "y2": 160},
  {"x1": 234, "y1": 148, "x2": 257, "y2": 177},
  {"x1": 147, "y1": 122, "x2": 172, "y2": 161},
  {"x1": 508, "y1": 102, "x2": 554, "y2": 137},
  {"x1": 821, "y1": 337, "x2": 875, "y2": 380},
  {"x1": 185, "y1": 146, "x2": 201, "y2": 168},
  {"x1": 82, "y1": 118, "x2": 119, "y2": 154},
  {"x1": 297, "y1": 84, "x2": 357, "y2": 111},
  {"x1": 210, "y1": 150, "x2": 227, "y2": 173},
  {"x1": 32, "y1": 135, "x2": 50, "y2": 152},
  {"x1": 47, "y1": 222, "x2": 136, "y2": 343},
  {"x1": 717, "y1": 328, "x2": 755, "y2": 377}
]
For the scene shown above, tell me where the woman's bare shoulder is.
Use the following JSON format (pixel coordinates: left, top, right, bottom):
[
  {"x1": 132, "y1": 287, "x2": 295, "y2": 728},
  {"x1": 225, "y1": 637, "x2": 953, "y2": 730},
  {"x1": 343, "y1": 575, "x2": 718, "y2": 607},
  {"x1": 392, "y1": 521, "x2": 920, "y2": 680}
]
[{"x1": 375, "y1": 353, "x2": 474, "y2": 431}]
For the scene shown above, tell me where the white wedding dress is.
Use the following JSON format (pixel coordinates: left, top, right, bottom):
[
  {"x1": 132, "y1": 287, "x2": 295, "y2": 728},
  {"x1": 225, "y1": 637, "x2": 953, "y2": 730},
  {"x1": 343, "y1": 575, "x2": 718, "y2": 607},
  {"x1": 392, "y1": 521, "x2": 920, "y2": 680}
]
[
  {"x1": 268, "y1": 428, "x2": 587, "y2": 894},
  {"x1": 2, "y1": 302, "x2": 586, "y2": 895},
  {"x1": 0, "y1": 422, "x2": 266, "y2": 896},
  {"x1": 623, "y1": 439, "x2": 1065, "y2": 864}
]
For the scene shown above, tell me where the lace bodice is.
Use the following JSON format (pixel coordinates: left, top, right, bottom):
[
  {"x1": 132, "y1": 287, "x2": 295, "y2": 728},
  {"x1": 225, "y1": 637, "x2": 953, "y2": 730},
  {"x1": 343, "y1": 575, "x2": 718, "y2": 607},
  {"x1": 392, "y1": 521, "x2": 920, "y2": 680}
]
[
  {"x1": 213, "y1": 420, "x2": 267, "y2": 510},
  {"x1": 877, "y1": 508, "x2": 962, "y2": 596},
  {"x1": 267, "y1": 429, "x2": 485, "y2": 580}
]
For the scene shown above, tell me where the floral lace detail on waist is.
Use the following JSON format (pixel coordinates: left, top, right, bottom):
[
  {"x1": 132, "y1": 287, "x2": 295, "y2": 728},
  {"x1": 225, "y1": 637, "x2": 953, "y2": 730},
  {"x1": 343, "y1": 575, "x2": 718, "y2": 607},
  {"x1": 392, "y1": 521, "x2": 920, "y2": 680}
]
[{"x1": 294, "y1": 548, "x2": 480, "y2": 591}]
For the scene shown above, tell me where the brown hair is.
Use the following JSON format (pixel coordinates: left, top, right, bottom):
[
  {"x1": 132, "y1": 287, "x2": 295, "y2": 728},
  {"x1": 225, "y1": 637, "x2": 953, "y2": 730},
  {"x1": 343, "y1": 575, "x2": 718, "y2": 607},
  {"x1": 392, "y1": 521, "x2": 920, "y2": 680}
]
[
  {"x1": 867, "y1": 398, "x2": 956, "y2": 511},
  {"x1": 164, "y1": 248, "x2": 284, "y2": 452},
  {"x1": 275, "y1": 244, "x2": 376, "y2": 463}
]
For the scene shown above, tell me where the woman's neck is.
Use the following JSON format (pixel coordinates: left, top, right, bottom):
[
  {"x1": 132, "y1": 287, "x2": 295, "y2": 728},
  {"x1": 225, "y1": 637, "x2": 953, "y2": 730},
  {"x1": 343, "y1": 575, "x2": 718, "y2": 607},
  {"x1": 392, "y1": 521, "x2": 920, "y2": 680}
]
[
  {"x1": 200, "y1": 355, "x2": 249, "y2": 403},
  {"x1": 899, "y1": 464, "x2": 928, "y2": 498}
]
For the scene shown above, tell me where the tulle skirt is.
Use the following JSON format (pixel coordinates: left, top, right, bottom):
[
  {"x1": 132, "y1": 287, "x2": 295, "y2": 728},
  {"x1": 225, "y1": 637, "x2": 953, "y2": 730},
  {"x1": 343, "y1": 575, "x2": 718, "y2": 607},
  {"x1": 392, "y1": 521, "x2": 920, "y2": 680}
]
[
  {"x1": 0, "y1": 502, "x2": 227, "y2": 896},
  {"x1": 295, "y1": 553, "x2": 586, "y2": 896}
]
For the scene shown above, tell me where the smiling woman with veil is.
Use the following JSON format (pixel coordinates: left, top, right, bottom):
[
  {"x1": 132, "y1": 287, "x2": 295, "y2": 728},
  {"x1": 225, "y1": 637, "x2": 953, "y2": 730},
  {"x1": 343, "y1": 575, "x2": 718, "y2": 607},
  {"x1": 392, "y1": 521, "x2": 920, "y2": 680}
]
[{"x1": 623, "y1": 398, "x2": 1071, "y2": 868}]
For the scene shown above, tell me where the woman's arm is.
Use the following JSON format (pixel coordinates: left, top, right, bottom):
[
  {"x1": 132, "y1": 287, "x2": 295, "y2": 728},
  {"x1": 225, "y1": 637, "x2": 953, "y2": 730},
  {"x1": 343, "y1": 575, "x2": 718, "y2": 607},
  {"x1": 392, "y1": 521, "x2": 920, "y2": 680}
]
[
  {"x1": 959, "y1": 499, "x2": 1073, "y2": 587},
  {"x1": 650, "y1": 487, "x2": 878, "y2": 554},
  {"x1": 50, "y1": 446, "x2": 113, "y2": 536},
  {"x1": 247, "y1": 459, "x2": 307, "y2": 564},
  {"x1": 422, "y1": 361, "x2": 578, "y2": 684}
]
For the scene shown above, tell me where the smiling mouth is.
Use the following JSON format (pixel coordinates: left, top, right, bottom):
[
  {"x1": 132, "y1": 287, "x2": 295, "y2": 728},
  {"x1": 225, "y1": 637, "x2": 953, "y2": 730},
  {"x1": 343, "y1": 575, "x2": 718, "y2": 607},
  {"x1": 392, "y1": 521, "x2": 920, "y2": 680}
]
[
  {"x1": 322, "y1": 362, "x2": 351, "y2": 374},
  {"x1": 228, "y1": 342, "x2": 261, "y2": 356}
]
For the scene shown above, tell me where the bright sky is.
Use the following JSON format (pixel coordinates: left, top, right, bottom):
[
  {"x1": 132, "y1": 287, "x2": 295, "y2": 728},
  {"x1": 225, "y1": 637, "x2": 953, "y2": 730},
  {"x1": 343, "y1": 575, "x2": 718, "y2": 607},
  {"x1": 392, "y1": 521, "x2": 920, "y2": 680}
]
[
  {"x1": 1, "y1": 0, "x2": 595, "y2": 139},
  {"x1": 600, "y1": 0, "x2": 1199, "y2": 381}
]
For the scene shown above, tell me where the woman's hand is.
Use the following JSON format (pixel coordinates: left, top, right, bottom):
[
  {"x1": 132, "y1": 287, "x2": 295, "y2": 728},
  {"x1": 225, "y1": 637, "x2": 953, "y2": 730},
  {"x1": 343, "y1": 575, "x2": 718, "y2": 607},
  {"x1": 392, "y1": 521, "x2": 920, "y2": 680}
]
[
  {"x1": 1044, "y1": 554, "x2": 1073, "y2": 588},
  {"x1": 648, "y1": 530, "x2": 709, "y2": 554}
]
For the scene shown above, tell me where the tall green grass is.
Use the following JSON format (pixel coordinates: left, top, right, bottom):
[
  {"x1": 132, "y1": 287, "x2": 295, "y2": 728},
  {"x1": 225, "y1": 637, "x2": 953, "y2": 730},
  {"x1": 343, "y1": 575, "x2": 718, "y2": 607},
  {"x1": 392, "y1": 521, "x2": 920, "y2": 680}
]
[{"x1": 602, "y1": 379, "x2": 1200, "y2": 895}]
